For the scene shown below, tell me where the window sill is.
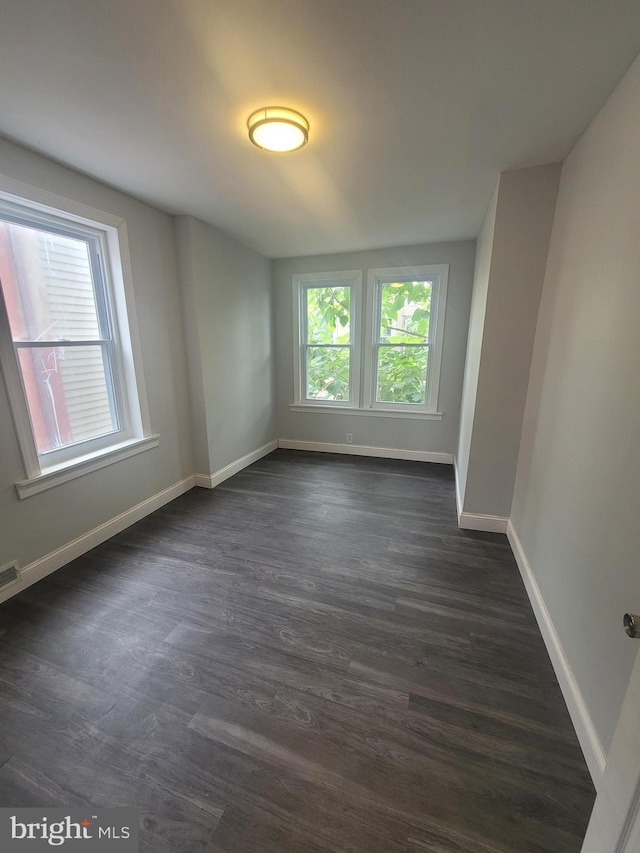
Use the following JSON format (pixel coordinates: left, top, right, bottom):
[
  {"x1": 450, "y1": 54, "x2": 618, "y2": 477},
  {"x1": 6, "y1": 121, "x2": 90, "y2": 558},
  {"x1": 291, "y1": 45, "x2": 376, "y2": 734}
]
[
  {"x1": 15, "y1": 434, "x2": 160, "y2": 500},
  {"x1": 289, "y1": 404, "x2": 443, "y2": 421}
]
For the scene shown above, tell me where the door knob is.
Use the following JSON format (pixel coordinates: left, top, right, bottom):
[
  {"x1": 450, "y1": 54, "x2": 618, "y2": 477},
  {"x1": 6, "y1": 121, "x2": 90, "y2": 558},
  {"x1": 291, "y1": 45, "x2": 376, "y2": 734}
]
[{"x1": 623, "y1": 613, "x2": 640, "y2": 638}]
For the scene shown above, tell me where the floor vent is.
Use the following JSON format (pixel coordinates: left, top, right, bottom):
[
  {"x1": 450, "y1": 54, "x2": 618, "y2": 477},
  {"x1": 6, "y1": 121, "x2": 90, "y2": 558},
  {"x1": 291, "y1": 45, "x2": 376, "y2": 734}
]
[{"x1": 0, "y1": 563, "x2": 19, "y2": 588}]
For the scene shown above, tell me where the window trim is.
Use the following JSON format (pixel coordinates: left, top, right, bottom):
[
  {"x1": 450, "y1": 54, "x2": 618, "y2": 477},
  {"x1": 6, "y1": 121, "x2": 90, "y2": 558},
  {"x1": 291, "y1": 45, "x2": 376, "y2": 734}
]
[
  {"x1": 0, "y1": 175, "x2": 154, "y2": 498},
  {"x1": 13, "y1": 434, "x2": 160, "y2": 500},
  {"x1": 288, "y1": 403, "x2": 443, "y2": 420},
  {"x1": 292, "y1": 270, "x2": 363, "y2": 407},
  {"x1": 363, "y1": 264, "x2": 449, "y2": 414},
  {"x1": 292, "y1": 263, "x2": 448, "y2": 416}
]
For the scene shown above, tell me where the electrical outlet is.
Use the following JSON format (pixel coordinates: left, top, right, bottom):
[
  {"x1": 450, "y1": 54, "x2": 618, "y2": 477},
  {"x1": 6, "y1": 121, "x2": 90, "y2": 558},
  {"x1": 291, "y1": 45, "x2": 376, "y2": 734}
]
[{"x1": 346, "y1": 433, "x2": 354, "y2": 444}]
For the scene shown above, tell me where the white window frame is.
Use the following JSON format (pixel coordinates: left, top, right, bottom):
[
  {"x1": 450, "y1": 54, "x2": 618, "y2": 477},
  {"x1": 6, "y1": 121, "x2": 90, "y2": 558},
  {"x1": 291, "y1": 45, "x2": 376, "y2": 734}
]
[
  {"x1": 0, "y1": 176, "x2": 157, "y2": 499},
  {"x1": 291, "y1": 264, "x2": 448, "y2": 419},
  {"x1": 363, "y1": 264, "x2": 448, "y2": 415},
  {"x1": 292, "y1": 270, "x2": 363, "y2": 408}
]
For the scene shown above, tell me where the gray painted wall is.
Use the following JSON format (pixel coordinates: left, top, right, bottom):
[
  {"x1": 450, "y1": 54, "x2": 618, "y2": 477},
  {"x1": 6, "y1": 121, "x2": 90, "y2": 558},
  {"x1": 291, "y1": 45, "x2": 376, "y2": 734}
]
[
  {"x1": 511, "y1": 54, "x2": 640, "y2": 753},
  {"x1": 176, "y1": 216, "x2": 275, "y2": 475},
  {"x1": 0, "y1": 137, "x2": 194, "y2": 570},
  {"x1": 457, "y1": 164, "x2": 560, "y2": 518},
  {"x1": 456, "y1": 187, "x2": 497, "y2": 505},
  {"x1": 273, "y1": 242, "x2": 475, "y2": 455}
]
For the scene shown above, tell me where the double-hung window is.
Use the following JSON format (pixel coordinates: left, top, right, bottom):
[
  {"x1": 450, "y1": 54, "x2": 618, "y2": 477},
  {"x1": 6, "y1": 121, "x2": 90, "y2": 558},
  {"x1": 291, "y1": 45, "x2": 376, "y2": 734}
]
[
  {"x1": 0, "y1": 182, "x2": 155, "y2": 498},
  {"x1": 364, "y1": 265, "x2": 448, "y2": 413},
  {"x1": 293, "y1": 271, "x2": 362, "y2": 406},
  {"x1": 293, "y1": 264, "x2": 448, "y2": 417}
]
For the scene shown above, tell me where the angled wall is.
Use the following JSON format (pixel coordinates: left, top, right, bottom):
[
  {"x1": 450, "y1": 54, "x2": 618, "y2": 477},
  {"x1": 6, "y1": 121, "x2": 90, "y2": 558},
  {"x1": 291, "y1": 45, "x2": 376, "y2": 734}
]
[
  {"x1": 456, "y1": 164, "x2": 560, "y2": 524},
  {"x1": 456, "y1": 187, "x2": 498, "y2": 508},
  {"x1": 510, "y1": 52, "x2": 640, "y2": 762}
]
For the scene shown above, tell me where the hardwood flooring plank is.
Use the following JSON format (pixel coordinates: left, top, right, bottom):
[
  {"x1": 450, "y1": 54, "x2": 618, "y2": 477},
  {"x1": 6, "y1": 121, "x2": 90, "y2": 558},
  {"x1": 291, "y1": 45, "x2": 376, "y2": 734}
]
[{"x1": 0, "y1": 450, "x2": 594, "y2": 851}]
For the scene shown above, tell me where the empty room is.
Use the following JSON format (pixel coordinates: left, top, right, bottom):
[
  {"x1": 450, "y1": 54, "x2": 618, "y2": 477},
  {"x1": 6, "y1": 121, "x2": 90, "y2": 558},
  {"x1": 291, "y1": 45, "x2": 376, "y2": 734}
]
[{"x1": 0, "y1": 2, "x2": 639, "y2": 851}]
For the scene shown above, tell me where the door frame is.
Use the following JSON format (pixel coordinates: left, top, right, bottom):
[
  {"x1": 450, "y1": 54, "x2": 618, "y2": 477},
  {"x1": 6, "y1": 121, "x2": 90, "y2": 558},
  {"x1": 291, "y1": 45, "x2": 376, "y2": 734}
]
[{"x1": 581, "y1": 648, "x2": 640, "y2": 852}]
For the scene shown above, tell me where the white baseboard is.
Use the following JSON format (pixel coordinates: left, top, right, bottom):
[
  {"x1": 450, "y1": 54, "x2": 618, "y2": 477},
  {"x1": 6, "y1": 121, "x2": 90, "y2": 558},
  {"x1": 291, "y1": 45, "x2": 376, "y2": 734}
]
[
  {"x1": 507, "y1": 519, "x2": 606, "y2": 789},
  {"x1": 0, "y1": 439, "x2": 607, "y2": 797},
  {"x1": 2, "y1": 438, "x2": 280, "y2": 605},
  {"x1": 452, "y1": 457, "x2": 507, "y2": 532},
  {"x1": 459, "y1": 512, "x2": 508, "y2": 533},
  {"x1": 0, "y1": 475, "x2": 196, "y2": 606},
  {"x1": 277, "y1": 439, "x2": 453, "y2": 465},
  {"x1": 195, "y1": 440, "x2": 278, "y2": 489}
]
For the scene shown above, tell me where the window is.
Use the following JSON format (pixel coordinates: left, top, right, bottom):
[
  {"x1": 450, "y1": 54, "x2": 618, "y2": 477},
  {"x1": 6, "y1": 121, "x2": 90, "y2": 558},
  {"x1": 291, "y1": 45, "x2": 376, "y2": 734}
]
[
  {"x1": 364, "y1": 265, "x2": 448, "y2": 413},
  {"x1": 0, "y1": 182, "x2": 156, "y2": 498},
  {"x1": 293, "y1": 271, "x2": 362, "y2": 407},
  {"x1": 293, "y1": 264, "x2": 448, "y2": 417}
]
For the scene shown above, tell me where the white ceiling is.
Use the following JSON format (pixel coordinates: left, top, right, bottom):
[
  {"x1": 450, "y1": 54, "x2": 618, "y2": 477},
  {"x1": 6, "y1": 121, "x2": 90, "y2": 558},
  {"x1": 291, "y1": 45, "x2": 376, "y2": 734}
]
[{"x1": 1, "y1": 1, "x2": 639, "y2": 259}]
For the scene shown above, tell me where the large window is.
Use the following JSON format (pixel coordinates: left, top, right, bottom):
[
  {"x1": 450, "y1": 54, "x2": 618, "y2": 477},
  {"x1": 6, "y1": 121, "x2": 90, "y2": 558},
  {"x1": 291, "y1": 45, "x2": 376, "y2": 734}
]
[
  {"x1": 293, "y1": 264, "x2": 448, "y2": 416},
  {"x1": 0, "y1": 183, "x2": 155, "y2": 498}
]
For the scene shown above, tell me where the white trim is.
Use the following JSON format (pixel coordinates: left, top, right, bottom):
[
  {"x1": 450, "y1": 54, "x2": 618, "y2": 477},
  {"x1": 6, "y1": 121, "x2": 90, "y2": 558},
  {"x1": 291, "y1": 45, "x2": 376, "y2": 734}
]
[
  {"x1": 195, "y1": 440, "x2": 278, "y2": 489},
  {"x1": 277, "y1": 439, "x2": 453, "y2": 464},
  {"x1": 0, "y1": 174, "x2": 124, "y2": 228},
  {"x1": 0, "y1": 175, "x2": 153, "y2": 485},
  {"x1": 15, "y1": 434, "x2": 160, "y2": 499},
  {"x1": 453, "y1": 456, "x2": 464, "y2": 523},
  {"x1": 507, "y1": 519, "x2": 606, "y2": 789},
  {"x1": 0, "y1": 475, "x2": 196, "y2": 605},
  {"x1": 288, "y1": 404, "x2": 443, "y2": 420},
  {"x1": 458, "y1": 512, "x2": 508, "y2": 533},
  {"x1": 0, "y1": 291, "x2": 40, "y2": 477},
  {"x1": 107, "y1": 218, "x2": 153, "y2": 438},
  {"x1": 616, "y1": 785, "x2": 640, "y2": 853},
  {"x1": 452, "y1": 456, "x2": 506, "y2": 533}
]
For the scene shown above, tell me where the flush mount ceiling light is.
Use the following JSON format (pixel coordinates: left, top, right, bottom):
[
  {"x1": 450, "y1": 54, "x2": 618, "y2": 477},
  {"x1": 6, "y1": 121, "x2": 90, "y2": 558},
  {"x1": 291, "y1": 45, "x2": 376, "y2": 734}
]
[{"x1": 247, "y1": 106, "x2": 309, "y2": 152}]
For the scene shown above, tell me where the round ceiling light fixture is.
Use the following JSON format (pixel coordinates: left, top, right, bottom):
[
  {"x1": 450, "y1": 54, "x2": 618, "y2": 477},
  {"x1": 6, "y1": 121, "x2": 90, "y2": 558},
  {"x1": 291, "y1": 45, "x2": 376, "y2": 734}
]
[{"x1": 247, "y1": 106, "x2": 309, "y2": 152}]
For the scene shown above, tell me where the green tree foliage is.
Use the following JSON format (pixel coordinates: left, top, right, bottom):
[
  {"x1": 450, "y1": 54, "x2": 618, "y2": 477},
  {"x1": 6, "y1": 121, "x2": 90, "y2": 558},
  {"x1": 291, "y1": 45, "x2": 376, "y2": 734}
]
[
  {"x1": 306, "y1": 286, "x2": 351, "y2": 400},
  {"x1": 304, "y1": 281, "x2": 432, "y2": 404},
  {"x1": 377, "y1": 281, "x2": 431, "y2": 403}
]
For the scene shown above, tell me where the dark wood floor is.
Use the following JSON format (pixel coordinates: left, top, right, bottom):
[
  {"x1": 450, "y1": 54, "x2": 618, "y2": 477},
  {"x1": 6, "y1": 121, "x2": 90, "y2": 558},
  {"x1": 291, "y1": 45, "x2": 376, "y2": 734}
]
[{"x1": 0, "y1": 450, "x2": 595, "y2": 851}]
